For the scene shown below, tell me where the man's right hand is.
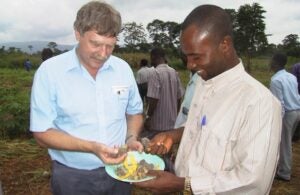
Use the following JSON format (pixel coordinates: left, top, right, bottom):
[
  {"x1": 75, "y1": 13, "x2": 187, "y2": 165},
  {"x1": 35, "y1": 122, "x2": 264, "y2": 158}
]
[
  {"x1": 147, "y1": 132, "x2": 173, "y2": 155},
  {"x1": 92, "y1": 142, "x2": 127, "y2": 165}
]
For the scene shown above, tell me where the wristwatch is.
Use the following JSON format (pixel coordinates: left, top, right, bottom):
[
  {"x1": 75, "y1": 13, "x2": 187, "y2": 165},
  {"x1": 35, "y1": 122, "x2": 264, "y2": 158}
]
[{"x1": 183, "y1": 176, "x2": 191, "y2": 195}]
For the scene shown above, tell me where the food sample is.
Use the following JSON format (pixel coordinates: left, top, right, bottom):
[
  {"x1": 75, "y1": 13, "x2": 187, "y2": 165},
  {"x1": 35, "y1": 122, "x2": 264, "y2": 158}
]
[
  {"x1": 117, "y1": 145, "x2": 128, "y2": 155},
  {"x1": 115, "y1": 153, "x2": 156, "y2": 180}
]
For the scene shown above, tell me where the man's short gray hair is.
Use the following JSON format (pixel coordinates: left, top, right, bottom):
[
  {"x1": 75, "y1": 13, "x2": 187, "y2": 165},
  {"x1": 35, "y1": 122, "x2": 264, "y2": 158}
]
[{"x1": 74, "y1": 1, "x2": 121, "y2": 37}]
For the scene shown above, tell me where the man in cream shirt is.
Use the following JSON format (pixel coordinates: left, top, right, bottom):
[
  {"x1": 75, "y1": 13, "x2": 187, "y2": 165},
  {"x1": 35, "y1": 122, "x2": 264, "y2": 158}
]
[{"x1": 136, "y1": 4, "x2": 282, "y2": 195}]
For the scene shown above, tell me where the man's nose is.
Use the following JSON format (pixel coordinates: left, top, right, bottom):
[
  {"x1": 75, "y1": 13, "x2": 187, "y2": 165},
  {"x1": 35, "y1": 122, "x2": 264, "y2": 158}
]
[{"x1": 97, "y1": 45, "x2": 110, "y2": 57}]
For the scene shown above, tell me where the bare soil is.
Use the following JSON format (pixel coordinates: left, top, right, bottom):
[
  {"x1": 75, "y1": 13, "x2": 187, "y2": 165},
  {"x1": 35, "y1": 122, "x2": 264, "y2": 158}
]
[{"x1": 0, "y1": 139, "x2": 299, "y2": 195}]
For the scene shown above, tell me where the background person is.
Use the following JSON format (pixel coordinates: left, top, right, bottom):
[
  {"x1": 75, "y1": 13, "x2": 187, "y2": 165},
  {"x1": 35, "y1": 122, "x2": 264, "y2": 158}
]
[
  {"x1": 143, "y1": 48, "x2": 184, "y2": 139},
  {"x1": 24, "y1": 59, "x2": 32, "y2": 71},
  {"x1": 30, "y1": 1, "x2": 143, "y2": 195},
  {"x1": 291, "y1": 62, "x2": 300, "y2": 142},
  {"x1": 269, "y1": 53, "x2": 300, "y2": 181},
  {"x1": 145, "y1": 57, "x2": 199, "y2": 174},
  {"x1": 136, "y1": 4, "x2": 282, "y2": 194},
  {"x1": 136, "y1": 58, "x2": 153, "y2": 103}
]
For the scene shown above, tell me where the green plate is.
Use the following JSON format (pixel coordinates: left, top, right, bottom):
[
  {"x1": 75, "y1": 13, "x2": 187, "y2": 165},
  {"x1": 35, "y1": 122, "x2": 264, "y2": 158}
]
[{"x1": 105, "y1": 151, "x2": 165, "y2": 182}]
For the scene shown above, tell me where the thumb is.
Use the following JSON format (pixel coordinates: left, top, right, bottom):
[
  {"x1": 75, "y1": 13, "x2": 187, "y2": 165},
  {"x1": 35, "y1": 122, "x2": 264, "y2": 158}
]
[{"x1": 101, "y1": 144, "x2": 118, "y2": 155}]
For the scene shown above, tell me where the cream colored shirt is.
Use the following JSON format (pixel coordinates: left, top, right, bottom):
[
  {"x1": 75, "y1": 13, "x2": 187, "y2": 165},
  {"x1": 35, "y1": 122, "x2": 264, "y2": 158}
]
[{"x1": 175, "y1": 62, "x2": 282, "y2": 195}]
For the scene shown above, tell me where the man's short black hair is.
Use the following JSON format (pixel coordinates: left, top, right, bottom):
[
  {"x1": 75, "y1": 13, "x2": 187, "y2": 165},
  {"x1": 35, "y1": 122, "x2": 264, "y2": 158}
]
[
  {"x1": 140, "y1": 59, "x2": 148, "y2": 67},
  {"x1": 181, "y1": 4, "x2": 233, "y2": 44},
  {"x1": 150, "y1": 47, "x2": 166, "y2": 59},
  {"x1": 272, "y1": 52, "x2": 287, "y2": 68}
]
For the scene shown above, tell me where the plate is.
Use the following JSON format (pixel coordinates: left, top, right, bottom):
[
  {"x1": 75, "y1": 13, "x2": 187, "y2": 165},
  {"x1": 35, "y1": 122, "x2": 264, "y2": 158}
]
[{"x1": 105, "y1": 151, "x2": 165, "y2": 182}]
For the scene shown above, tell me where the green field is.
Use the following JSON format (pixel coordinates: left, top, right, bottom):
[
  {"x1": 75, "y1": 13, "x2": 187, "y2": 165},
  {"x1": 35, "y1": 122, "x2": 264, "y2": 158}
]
[{"x1": 1, "y1": 56, "x2": 299, "y2": 139}]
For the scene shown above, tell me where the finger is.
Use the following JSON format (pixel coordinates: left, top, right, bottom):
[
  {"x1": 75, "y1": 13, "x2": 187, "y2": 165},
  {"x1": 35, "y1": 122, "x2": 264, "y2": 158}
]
[
  {"x1": 147, "y1": 170, "x2": 161, "y2": 177},
  {"x1": 156, "y1": 145, "x2": 165, "y2": 155},
  {"x1": 102, "y1": 144, "x2": 119, "y2": 155},
  {"x1": 103, "y1": 152, "x2": 127, "y2": 165},
  {"x1": 164, "y1": 138, "x2": 173, "y2": 152},
  {"x1": 149, "y1": 144, "x2": 160, "y2": 154}
]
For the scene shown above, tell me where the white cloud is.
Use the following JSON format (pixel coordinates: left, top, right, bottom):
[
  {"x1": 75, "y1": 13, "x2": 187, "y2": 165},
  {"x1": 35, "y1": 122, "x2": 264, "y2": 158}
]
[{"x1": 0, "y1": 0, "x2": 299, "y2": 45}]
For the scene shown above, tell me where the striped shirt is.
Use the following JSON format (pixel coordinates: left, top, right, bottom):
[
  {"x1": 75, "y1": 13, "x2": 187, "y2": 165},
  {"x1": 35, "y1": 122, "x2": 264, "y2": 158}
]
[
  {"x1": 147, "y1": 64, "x2": 184, "y2": 131},
  {"x1": 175, "y1": 62, "x2": 282, "y2": 194}
]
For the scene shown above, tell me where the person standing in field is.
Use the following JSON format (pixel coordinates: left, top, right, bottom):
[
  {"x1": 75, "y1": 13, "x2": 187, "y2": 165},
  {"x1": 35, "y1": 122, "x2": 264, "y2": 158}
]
[
  {"x1": 143, "y1": 48, "x2": 184, "y2": 139},
  {"x1": 136, "y1": 58, "x2": 153, "y2": 103},
  {"x1": 30, "y1": 1, "x2": 143, "y2": 194},
  {"x1": 291, "y1": 62, "x2": 300, "y2": 142},
  {"x1": 24, "y1": 59, "x2": 32, "y2": 71},
  {"x1": 269, "y1": 53, "x2": 300, "y2": 181}
]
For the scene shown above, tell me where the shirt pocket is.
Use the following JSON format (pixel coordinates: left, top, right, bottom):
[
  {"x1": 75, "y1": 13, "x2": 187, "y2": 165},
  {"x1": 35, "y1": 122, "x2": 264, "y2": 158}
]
[
  {"x1": 107, "y1": 86, "x2": 129, "y2": 120},
  {"x1": 201, "y1": 129, "x2": 228, "y2": 172}
]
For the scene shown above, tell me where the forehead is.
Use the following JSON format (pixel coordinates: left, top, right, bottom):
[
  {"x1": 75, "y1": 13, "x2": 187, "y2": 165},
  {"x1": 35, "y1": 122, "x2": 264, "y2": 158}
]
[
  {"x1": 82, "y1": 30, "x2": 117, "y2": 43},
  {"x1": 180, "y1": 25, "x2": 211, "y2": 55}
]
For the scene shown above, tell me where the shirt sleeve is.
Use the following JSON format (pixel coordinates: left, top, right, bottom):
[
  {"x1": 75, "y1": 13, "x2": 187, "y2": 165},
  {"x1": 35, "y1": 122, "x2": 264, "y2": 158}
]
[
  {"x1": 177, "y1": 74, "x2": 185, "y2": 99},
  {"x1": 126, "y1": 69, "x2": 143, "y2": 115},
  {"x1": 147, "y1": 70, "x2": 160, "y2": 99},
  {"x1": 30, "y1": 65, "x2": 57, "y2": 132},
  {"x1": 270, "y1": 79, "x2": 285, "y2": 115},
  {"x1": 136, "y1": 70, "x2": 141, "y2": 84},
  {"x1": 190, "y1": 96, "x2": 282, "y2": 195}
]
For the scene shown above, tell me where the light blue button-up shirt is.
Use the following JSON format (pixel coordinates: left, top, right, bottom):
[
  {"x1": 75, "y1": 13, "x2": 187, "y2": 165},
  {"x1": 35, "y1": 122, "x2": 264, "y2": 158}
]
[
  {"x1": 30, "y1": 47, "x2": 143, "y2": 169},
  {"x1": 174, "y1": 73, "x2": 199, "y2": 128},
  {"x1": 270, "y1": 69, "x2": 300, "y2": 114}
]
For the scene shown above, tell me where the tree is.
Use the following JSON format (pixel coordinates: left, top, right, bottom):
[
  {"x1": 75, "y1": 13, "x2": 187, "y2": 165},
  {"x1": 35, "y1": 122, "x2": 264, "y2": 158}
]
[
  {"x1": 234, "y1": 3, "x2": 268, "y2": 72},
  {"x1": 47, "y1": 42, "x2": 57, "y2": 50},
  {"x1": 163, "y1": 21, "x2": 181, "y2": 49},
  {"x1": 147, "y1": 19, "x2": 181, "y2": 56},
  {"x1": 147, "y1": 19, "x2": 168, "y2": 47},
  {"x1": 282, "y1": 34, "x2": 300, "y2": 57},
  {"x1": 122, "y1": 22, "x2": 147, "y2": 50}
]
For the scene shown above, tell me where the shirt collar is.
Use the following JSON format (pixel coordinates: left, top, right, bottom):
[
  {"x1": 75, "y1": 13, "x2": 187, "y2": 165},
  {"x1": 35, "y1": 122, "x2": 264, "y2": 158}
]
[
  {"x1": 156, "y1": 64, "x2": 168, "y2": 68},
  {"x1": 199, "y1": 59, "x2": 244, "y2": 91},
  {"x1": 274, "y1": 69, "x2": 286, "y2": 76}
]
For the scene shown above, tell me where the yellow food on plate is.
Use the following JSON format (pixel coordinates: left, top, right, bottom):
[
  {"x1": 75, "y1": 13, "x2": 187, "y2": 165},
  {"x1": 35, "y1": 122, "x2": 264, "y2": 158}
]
[{"x1": 115, "y1": 153, "x2": 155, "y2": 180}]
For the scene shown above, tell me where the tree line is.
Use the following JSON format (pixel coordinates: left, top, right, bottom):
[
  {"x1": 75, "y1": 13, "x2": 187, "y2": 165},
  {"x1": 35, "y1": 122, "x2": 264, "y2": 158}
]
[{"x1": 117, "y1": 3, "x2": 300, "y2": 70}]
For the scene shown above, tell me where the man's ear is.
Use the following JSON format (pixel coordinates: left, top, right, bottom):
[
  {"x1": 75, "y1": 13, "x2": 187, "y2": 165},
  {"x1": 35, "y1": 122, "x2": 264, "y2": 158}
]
[
  {"x1": 75, "y1": 30, "x2": 81, "y2": 41},
  {"x1": 219, "y1": 35, "x2": 231, "y2": 53}
]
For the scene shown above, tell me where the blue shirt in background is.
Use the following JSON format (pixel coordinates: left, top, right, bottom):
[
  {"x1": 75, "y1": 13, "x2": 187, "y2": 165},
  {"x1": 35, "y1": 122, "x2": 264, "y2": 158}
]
[
  {"x1": 270, "y1": 69, "x2": 300, "y2": 114},
  {"x1": 30, "y1": 47, "x2": 143, "y2": 170},
  {"x1": 174, "y1": 73, "x2": 199, "y2": 128}
]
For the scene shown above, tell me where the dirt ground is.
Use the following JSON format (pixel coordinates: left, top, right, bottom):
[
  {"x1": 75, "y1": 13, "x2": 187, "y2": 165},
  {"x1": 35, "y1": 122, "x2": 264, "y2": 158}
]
[{"x1": 0, "y1": 139, "x2": 299, "y2": 195}]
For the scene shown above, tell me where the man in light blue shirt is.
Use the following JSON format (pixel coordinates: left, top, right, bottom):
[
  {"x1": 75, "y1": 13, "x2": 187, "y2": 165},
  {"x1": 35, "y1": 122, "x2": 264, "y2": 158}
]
[
  {"x1": 270, "y1": 53, "x2": 300, "y2": 181},
  {"x1": 174, "y1": 72, "x2": 199, "y2": 128},
  {"x1": 30, "y1": 2, "x2": 143, "y2": 194}
]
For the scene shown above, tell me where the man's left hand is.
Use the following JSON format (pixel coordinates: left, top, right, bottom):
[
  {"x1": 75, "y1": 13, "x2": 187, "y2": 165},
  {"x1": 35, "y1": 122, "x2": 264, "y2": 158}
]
[{"x1": 134, "y1": 170, "x2": 184, "y2": 194}]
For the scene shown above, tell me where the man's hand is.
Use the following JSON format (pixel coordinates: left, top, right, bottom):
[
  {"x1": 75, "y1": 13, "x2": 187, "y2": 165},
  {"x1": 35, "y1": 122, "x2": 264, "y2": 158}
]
[
  {"x1": 134, "y1": 170, "x2": 184, "y2": 194},
  {"x1": 147, "y1": 132, "x2": 173, "y2": 155},
  {"x1": 92, "y1": 142, "x2": 127, "y2": 165},
  {"x1": 126, "y1": 138, "x2": 144, "y2": 153}
]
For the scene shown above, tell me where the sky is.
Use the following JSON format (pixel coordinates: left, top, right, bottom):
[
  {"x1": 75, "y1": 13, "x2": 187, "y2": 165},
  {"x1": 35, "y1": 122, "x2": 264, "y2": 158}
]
[{"x1": 0, "y1": 0, "x2": 299, "y2": 45}]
